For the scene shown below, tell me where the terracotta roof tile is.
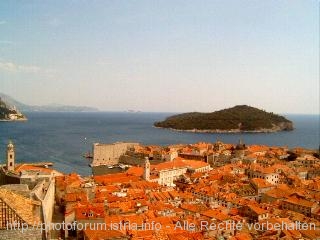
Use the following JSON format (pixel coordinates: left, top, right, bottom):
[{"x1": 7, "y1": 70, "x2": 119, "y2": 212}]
[{"x1": 0, "y1": 188, "x2": 41, "y2": 225}]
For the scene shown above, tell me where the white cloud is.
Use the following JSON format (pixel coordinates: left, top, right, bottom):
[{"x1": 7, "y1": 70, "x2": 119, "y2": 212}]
[
  {"x1": 0, "y1": 61, "x2": 41, "y2": 74},
  {"x1": 0, "y1": 21, "x2": 6, "y2": 25},
  {"x1": 0, "y1": 60, "x2": 57, "y2": 78},
  {"x1": 18, "y1": 65, "x2": 41, "y2": 73}
]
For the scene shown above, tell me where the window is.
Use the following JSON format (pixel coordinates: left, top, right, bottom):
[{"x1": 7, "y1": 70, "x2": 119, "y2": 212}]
[
  {"x1": 9, "y1": 154, "x2": 12, "y2": 159},
  {"x1": 9, "y1": 162, "x2": 12, "y2": 167}
]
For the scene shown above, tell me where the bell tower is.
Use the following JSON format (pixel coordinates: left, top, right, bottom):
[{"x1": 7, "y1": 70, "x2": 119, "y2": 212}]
[
  {"x1": 6, "y1": 140, "x2": 15, "y2": 171},
  {"x1": 143, "y1": 157, "x2": 150, "y2": 181}
]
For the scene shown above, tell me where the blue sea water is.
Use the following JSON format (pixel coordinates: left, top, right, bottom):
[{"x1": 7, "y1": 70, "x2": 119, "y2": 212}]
[{"x1": 0, "y1": 112, "x2": 319, "y2": 176}]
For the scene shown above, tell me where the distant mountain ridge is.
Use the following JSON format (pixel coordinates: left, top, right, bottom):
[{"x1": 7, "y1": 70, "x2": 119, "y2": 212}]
[
  {"x1": 0, "y1": 93, "x2": 99, "y2": 112},
  {"x1": 154, "y1": 105, "x2": 294, "y2": 133}
]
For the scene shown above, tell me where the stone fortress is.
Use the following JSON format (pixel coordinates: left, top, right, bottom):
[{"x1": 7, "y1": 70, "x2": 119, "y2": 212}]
[
  {"x1": 92, "y1": 142, "x2": 139, "y2": 166},
  {"x1": 92, "y1": 141, "x2": 206, "y2": 167}
]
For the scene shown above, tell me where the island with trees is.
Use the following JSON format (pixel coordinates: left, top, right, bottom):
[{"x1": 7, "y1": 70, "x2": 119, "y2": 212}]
[{"x1": 154, "y1": 105, "x2": 293, "y2": 133}]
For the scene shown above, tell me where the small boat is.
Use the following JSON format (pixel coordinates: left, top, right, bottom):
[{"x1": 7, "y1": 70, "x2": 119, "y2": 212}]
[
  {"x1": 83, "y1": 151, "x2": 93, "y2": 159},
  {"x1": 119, "y1": 164, "x2": 126, "y2": 169},
  {"x1": 108, "y1": 165, "x2": 114, "y2": 169}
]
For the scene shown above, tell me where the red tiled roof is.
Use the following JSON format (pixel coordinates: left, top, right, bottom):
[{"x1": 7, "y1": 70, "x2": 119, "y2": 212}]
[
  {"x1": 14, "y1": 164, "x2": 55, "y2": 174},
  {"x1": 94, "y1": 173, "x2": 141, "y2": 185},
  {"x1": 84, "y1": 229, "x2": 126, "y2": 240},
  {"x1": 75, "y1": 203, "x2": 105, "y2": 220},
  {"x1": 151, "y1": 158, "x2": 209, "y2": 172}
]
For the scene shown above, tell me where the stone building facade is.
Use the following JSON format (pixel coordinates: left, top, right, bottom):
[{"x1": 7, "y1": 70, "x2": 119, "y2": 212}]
[
  {"x1": 92, "y1": 142, "x2": 139, "y2": 166},
  {"x1": 246, "y1": 169, "x2": 280, "y2": 185},
  {"x1": 144, "y1": 157, "x2": 210, "y2": 186}
]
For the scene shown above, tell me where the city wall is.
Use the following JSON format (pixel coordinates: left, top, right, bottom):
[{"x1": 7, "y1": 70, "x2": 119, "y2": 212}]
[{"x1": 92, "y1": 142, "x2": 139, "y2": 166}]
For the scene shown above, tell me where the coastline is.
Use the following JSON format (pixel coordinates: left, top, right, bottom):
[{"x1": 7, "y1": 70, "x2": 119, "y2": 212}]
[
  {"x1": 0, "y1": 117, "x2": 28, "y2": 122},
  {"x1": 154, "y1": 126, "x2": 291, "y2": 133}
]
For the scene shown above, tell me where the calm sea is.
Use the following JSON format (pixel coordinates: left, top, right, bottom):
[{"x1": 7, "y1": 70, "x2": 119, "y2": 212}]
[{"x1": 0, "y1": 112, "x2": 319, "y2": 176}]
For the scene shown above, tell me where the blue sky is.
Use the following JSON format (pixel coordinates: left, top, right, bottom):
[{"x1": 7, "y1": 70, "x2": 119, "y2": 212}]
[{"x1": 0, "y1": 0, "x2": 318, "y2": 113}]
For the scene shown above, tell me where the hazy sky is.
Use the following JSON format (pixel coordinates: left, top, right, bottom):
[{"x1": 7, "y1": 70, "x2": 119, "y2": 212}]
[{"x1": 0, "y1": 0, "x2": 319, "y2": 113}]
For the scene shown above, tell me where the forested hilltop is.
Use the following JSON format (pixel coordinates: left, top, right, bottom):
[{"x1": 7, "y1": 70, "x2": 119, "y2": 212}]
[{"x1": 154, "y1": 105, "x2": 293, "y2": 132}]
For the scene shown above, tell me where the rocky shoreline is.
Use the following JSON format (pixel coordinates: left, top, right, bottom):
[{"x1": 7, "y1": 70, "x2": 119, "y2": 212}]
[
  {"x1": 0, "y1": 117, "x2": 28, "y2": 122},
  {"x1": 154, "y1": 124, "x2": 293, "y2": 134}
]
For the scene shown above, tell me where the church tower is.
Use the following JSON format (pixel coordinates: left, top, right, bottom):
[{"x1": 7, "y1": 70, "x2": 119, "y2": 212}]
[
  {"x1": 143, "y1": 157, "x2": 150, "y2": 181},
  {"x1": 234, "y1": 139, "x2": 246, "y2": 159},
  {"x1": 6, "y1": 140, "x2": 15, "y2": 171}
]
